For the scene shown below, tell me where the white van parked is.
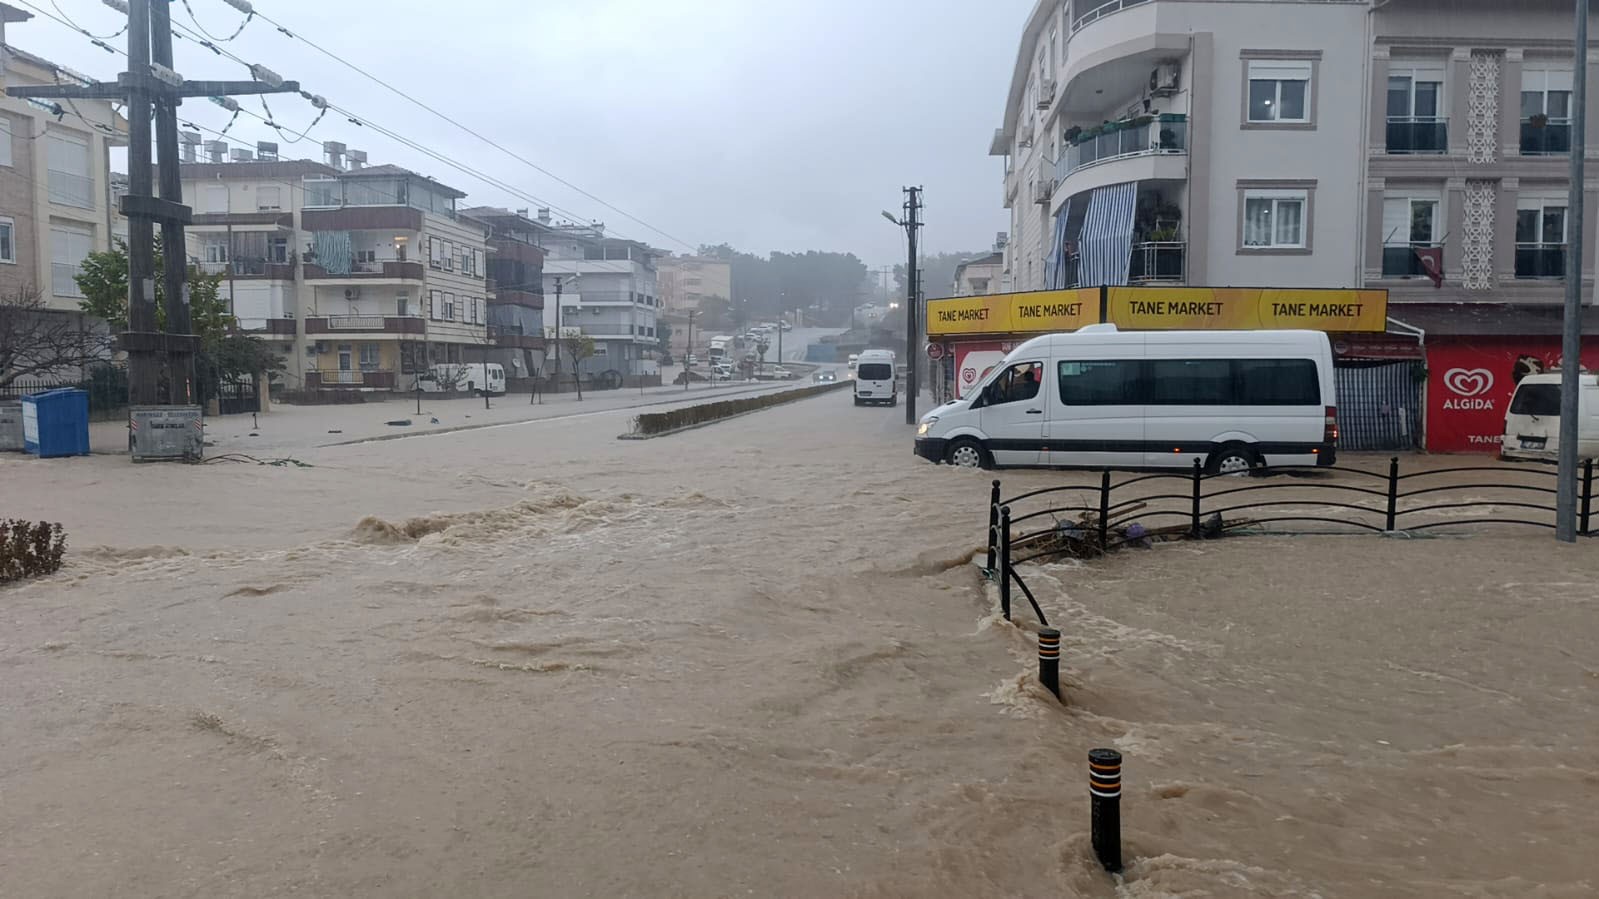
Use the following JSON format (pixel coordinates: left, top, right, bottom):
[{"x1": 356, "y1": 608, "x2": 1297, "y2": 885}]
[
  {"x1": 914, "y1": 325, "x2": 1337, "y2": 472},
  {"x1": 416, "y1": 362, "x2": 506, "y2": 396},
  {"x1": 1500, "y1": 372, "x2": 1599, "y2": 461},
  {"x1": 854, "y1": 349, "x2": 898, "y2": 407}
]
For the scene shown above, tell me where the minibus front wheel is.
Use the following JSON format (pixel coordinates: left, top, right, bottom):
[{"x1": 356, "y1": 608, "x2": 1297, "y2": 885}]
[{"x1": 946, "y1": 437, "x2": 991, "y2": 470}]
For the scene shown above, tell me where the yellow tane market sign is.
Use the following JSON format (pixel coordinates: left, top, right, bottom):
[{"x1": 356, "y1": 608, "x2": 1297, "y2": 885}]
[
  {"x1": 926, "y1": 288, "x2": 1099, "y2": 336},
  {"x1": 926, "y1": 286, "x2": 1387, "y2": 336},
  {"x1": 1107, "y1": 287, "x2": 1387, "y2": 332}
]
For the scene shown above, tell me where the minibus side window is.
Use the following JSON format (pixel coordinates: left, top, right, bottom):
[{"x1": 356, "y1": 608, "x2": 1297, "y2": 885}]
[
  {"x1": 983, "y1": 361, "x2": 1043, "y2": 405},
  {"x1": 1057, "y1": 360, "x2": 1141, "y2": 405}
]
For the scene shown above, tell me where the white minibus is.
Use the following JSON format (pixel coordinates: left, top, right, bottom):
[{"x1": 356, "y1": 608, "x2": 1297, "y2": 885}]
[
  {"x1": 914, "y1": 325, "x2": 1337, "y2": 472},
  {"x1": 853, "y1": 349, "x2": 897, "y2": 406}
]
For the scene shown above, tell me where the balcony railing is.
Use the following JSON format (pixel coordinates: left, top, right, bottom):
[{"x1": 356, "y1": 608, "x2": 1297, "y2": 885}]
[
  {"x1": 304, "y1": 316, "x2": 427, "y2": 335},
  {"x1": 1520, "y1": 119, "x2": 1572, "y2": 155},
  {"x1": 1385, "y1": 116, "x2": 1448, "y2": 154},
  {"x1": 312, "y1": 370, "x2": 398, "y2": 389},
  {"x1": 326, "y1": 314, "x2": 386, "y2": 330},
  {"x1": 1515, "y1": 242, "x2": 1567, "y2": 279},
  {"x1": 1128, "y1": 242, "x2": 1185, "y2": 283},
  {"x1": 1059, "y1": 115, "x2": 1187, "y2": 180},
  {"x1": 1381, "y1": 243, "x2": 1441, "y2": 278},
  {"x1": 198, "y1": 257, "x2": 294, "y2": 278},
  {"x1": 1071, "y1": 0, "x2": 1150, "y2": 34}
]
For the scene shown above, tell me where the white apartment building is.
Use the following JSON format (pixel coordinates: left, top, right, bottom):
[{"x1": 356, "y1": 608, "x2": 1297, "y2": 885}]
[
  {"x1": 179, "y1": 141, "x2": 493, "y2": 391},
  {"x1": 995, "y1": 0, "x2": 1599, "y2": 306},
  {"x1": 0, "y1": 5, "x2": 125, "y2": 336},
  {"x1": 995, "y1": 0, "x2": 1372, "y2": 294},
  {"x1": 542, "y1": 224, "x2": 660, "y2": 380}
]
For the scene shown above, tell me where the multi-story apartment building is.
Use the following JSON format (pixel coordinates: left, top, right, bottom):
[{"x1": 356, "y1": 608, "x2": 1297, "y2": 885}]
[
  {"x1": 179, "y1": 141, "x2": 492, "y2": 391},
  {"x1": 952, "y1": 250, "x2": 1005, "y2": 297},
  {"x1": 657, "y1": 254, "x2": 732, "y2": 314},
  {"x1": 995, "y1": 0, "x2": 1370, "y2": 293},
  {"x1": 996, "y1": 0, "x2": 1598, "y2": 304},
  {"x1": 542, "y1": 223, "x2": 660, "y2": 380},
  {"x1": 461, "y1": 205, "x2": 548, "y2": 381},
  {"x1": 0, "y1": 4, "x2": 125, "y2": 343}
]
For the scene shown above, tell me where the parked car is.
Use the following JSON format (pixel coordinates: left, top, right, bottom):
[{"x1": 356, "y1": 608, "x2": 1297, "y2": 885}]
[{"x1": 1501, "y1": 372, "x2": 1599, "y2": 462}]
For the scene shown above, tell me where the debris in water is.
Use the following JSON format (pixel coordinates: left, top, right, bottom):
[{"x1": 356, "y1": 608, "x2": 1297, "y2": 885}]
[{"x1": 386, "y1": 419, "x2": 413, "y2": 427}]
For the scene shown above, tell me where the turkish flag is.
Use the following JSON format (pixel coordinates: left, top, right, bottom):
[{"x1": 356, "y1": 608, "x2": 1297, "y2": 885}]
[{"x1": 1414, "y1": 247, "x2": 1444, "y2": 288}]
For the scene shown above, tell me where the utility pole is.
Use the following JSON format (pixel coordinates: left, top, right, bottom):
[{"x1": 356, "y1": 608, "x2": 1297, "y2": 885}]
[
  {"x1": 6, "y1": 0, "x2": 299, "y2": 409},
  {"x1": 552, "y1": 276, "x2": 564, "y2": 394},
  {"x1": 1558, "y1": 0, "x2": 1589, "y2": 542},
  {"x1": 903, "y1": 186, "x2": 923, "y2": 426},
  {"x1": 684, "y1": 309, "x2": 695, "y2": 391}
]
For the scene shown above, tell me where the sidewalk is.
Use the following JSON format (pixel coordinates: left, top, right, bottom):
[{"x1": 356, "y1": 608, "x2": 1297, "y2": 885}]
[{"x1": 86, "y1": 379, "x2": 798, "y2": 456}]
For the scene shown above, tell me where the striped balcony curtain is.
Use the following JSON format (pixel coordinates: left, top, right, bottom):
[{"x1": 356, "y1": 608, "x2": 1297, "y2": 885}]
[
  {"x1": 312, "y1": 230, "x2": 353, "y2": 275},
  {"x1": 1076, "y1": 182, "x2": 1137, "y2": 287},
  {"x1": 1044, "y1": 201, "x2": 1073, "y2": 289}
]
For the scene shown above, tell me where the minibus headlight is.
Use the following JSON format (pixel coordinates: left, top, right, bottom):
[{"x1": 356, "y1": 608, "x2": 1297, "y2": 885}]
[{"x1": 917, "y1": 417, "x2": 938, "y2": 437}]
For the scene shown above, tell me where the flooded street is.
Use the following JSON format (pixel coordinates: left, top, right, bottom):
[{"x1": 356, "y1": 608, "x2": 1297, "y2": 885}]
[{"x1": 3, "y1": 392, "x2": 1598, "y2": 897}]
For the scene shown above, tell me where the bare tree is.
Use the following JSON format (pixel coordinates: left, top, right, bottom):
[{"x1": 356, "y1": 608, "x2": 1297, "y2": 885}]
[{"x1": 0, "y1": 285, "x2": 113, "y2": 389}]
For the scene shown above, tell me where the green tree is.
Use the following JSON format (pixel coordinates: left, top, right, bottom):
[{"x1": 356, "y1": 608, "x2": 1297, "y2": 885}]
[
  {"x1": 656, "y1": 320, "x2": 674, "y2": 357},
  {"x1": 75, "y1": 239, "x2": 279, "y2": 385}
]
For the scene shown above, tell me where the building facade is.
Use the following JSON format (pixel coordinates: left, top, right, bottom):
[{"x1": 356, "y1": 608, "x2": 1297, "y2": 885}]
[
  {"x1": 657, "y1": 254, "x2": 732, "y2": 314},
  {"x1": 461, "y1": 206, "x2": 549, "y2": 382},
  {"x1": 952, "y1": 249, "x2": 1005, "y2": 297},
  {"x1": 542, "y1": 223, "x2": 660, "y2": 381},
  {"x1": 179, "y1": 144, "x2": 493, "y2": 392},
  {"x1": 0, "y1": 5, "x2": 125, "y2": 340}
]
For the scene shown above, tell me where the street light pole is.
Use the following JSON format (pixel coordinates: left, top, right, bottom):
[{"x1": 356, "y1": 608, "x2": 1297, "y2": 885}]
[
  {"x1": 684, "y1": 309, "x2": 695, "y2": 392},
  {"x1": 882, "y1": 189, "x2": 923, "y2": 426},
  {"x1": 1558, "y1": 0, "x2": 1589, "y2": 542}
]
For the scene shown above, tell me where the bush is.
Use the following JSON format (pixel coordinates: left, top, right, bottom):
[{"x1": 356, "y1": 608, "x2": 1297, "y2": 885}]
[
  {"x1": 629, "y1": 381, "x2": 850, "y2": 436},
  {"x1": 0, "y1": 520, "x2": 67, "y2": 584}
]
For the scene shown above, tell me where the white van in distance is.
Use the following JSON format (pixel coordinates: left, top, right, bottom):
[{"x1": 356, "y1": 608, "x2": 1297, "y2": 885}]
[
  {"x1": 1500, "y1": 372, "x2": 1599, "y2": 461},
  {"x1": 914, "y1": 325, "x2": 1337, "y2": 472},
  {"x1": 417, "y1": 362, "x2": 506, "y2": 396},
  {"x1": 854, "y1": 349, "x2": 898, "y2": 407}
]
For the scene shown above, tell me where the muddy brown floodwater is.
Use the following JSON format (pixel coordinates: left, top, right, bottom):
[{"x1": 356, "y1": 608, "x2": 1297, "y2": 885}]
[{"x1": 3, "y1": 392, "x2": 1597, "y2": 897}]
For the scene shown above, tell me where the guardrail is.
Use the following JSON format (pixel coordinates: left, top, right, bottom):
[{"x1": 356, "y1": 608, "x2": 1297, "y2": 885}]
[{"x1": 983, "y1": 458, "x2": 1595, "y2": 624}]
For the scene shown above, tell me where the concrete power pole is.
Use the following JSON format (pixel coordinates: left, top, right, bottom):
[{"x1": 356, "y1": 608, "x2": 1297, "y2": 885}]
[
  {"x1": 903, "y1": 186, "x2": 922, "y2": 426},
  {"x1": 1557, "y1": 0, "x2": 1589, "y2": 542},
  {"x1": 5, "y1": 0, "x2": 299, "y2": 408}
]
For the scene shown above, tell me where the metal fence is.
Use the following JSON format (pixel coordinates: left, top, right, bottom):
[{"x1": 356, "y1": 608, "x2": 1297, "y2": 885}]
[
  {"x1": 983, "y1": 459, "x2": 1595, "y2": 625},
  {"x1": 0, "y1": 366, "x2": 128, "y2": 422}
]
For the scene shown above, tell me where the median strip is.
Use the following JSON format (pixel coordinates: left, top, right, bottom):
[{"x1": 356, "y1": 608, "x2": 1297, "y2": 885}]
[{"x1": 619, "y1": 381, "x2": 852, "y2": 439}]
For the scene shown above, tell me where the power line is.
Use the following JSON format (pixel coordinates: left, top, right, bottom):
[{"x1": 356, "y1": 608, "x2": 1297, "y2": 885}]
[
  {"x1": 238, "y1": 2, "x2": 699, "y2": 252},
  {"x1": 178, "y1": 0, "x2": 253, "y2": 43},
  {"x1": 47, "y1": 0, "x2": 128, "y2": 42}
]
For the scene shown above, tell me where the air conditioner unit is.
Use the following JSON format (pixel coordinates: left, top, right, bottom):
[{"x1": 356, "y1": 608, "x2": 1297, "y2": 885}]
[
  {"x1": 343, "y1": 287, "x2": 361, "y2": 301},
  {"x1": 1150, "y1": 62, "x2": 1180, "y2": 96},
  {"x1": 1019, "y1": 134, "x2": 1034, "y2": 149},
  {"x1": 1036, "y1": 80, "x2": 1055, "y2": 110},
  {"x1": 1032, "y1": 179, "x2": 1054, "y2": 205}
]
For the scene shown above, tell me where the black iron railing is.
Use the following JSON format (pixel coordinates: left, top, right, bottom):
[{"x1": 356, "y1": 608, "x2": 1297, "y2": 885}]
[{"x1": 984, "y1": 458, "x2": 1595, "y2": 624}]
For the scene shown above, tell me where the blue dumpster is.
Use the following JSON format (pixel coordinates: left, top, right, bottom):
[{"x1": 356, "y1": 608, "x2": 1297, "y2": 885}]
[{"x1": 22, "y1": 388, "x2": 90, "y2": 458}]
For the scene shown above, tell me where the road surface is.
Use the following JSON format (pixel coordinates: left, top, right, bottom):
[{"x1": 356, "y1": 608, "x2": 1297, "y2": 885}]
[{"x1": 3, "y1": 397, "x2": 1596, "y2": 896}]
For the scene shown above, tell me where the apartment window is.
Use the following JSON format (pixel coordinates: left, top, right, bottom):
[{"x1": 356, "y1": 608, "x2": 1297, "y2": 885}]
[
  {"x1": 1242, "y1": 190, "x2": 1308, "y2": 250},
  {"x1": 443, "y1": 292, "x2": 456, "y2": 321},
  {"x1": 1381, "y1": 194, "x2": 1441, "y2": 277},
  {"x1": 0, "y1": 116, "x2": 12, "y2": 168},
  {"x1": 46, "y1": 130, "x2": 93, "y2": 208},
  {"x1": 428, "y1": 289, "x2": 440, "y2": 319},
  {"x1": 359, "y1": 343, "x2": 381, "y2": 371},
  {"x1": 473, "y1": 248, "x2": 484, "y2": 278},
  {"x1": 397, "y1": 296, "x2": 410, "y2": 317},
  {"x1": 50, "y1": 223, "x2": 93, "y2": 297},
  {"x1": 428, "y1": 236, "x2": 440, "y2": 269},
  {"x1": 1522, "y1": 68, "x2": 1574, "y2": 155},
  {"x1": 1386, "y1": 63, "x2": 1446, "y2": 154},
  {"x1": 268, "y1": 236, "x2": 289, "y2": 264},
  {"x1": 443, "y1": 241, "x2": 455, "y2": 272},
  {"x1": 355, "y1": 249, "x2": 377, "y2": 265},
  {"x1": 1245, "y1": 59, "x2": 1313, "y2": 124},
  {"x1": 202, "y1": 237, "x2": 229, "y2": 264},
  {"x1": 1515, "y1": 196, "x2": 1568, "y2": 279},
  {"x1": 0, "y1": 218, "x2": 13, "y2": 264},
  {"x1": 304, "y1": 177, "x2": 340, "y2": 208},
  {"x1": 257, "y1": 186, "x2": 282, "y2": 211}
]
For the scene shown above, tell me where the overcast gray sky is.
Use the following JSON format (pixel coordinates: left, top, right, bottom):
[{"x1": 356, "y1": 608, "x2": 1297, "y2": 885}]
[{"x1": 23, "y1": 0, "x2": 1032, "y2": 269}]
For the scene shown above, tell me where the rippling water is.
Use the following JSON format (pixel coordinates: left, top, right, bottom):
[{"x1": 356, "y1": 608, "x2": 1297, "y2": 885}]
[{"x1": 3, "y1": 396, "x2": 1596, "y2": 897}]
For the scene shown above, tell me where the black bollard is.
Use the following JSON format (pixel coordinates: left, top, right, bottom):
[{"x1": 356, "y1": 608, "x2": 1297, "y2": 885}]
[
  {"x1": 1089, "y1": 748, "x2": 1123, "y2": 873},
  {"x1": 1038, "y1": 628, "x2": 1061, "y2": 699}
]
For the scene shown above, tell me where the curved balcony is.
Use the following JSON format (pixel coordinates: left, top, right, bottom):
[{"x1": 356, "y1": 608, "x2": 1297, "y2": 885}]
[{"x1": 1052, "y1": 115, "x2": 1187, "y2": 211}]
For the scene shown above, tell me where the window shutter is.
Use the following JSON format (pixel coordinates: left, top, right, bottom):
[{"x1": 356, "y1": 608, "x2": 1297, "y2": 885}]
[{"x1": 474, "y1": 248, "x2": 484, "y2": 277}]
